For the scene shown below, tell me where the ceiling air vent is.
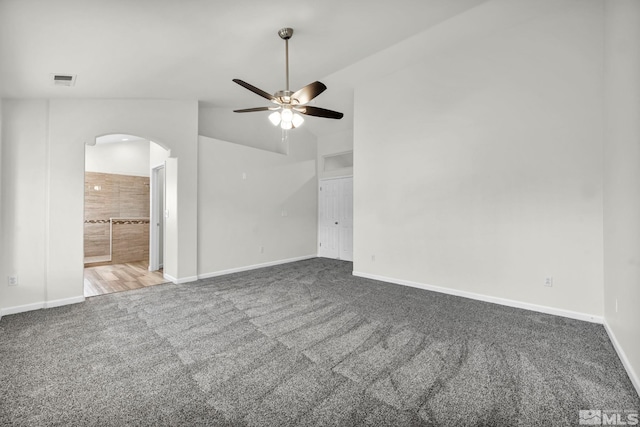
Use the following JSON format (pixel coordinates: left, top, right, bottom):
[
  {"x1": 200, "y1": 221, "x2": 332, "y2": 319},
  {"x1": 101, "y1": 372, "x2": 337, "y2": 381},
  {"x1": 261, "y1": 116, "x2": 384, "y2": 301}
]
[{"x1": 51, "y1": 74, "x2": 77, "y2": 87}]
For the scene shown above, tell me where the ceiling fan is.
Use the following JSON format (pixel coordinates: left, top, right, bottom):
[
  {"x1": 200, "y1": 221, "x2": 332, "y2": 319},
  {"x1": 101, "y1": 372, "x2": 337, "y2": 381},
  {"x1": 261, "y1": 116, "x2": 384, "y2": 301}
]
[{"x1": 233, "y1": 27, "x2": 343, "y2": 130}]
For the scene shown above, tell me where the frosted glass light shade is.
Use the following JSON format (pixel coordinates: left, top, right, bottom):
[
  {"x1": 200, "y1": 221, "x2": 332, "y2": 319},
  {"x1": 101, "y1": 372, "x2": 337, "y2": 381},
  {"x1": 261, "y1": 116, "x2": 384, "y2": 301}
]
[
  {"x1": 292, "y1": 113, "x2": 304, "y2": 128},
  {"x1": 268, "y1": 111, "x2": 281, "y2": 126},
  {"x1": 280, "y1": 120, "x2": 293, "y2": 130},
  {"x1": 281, "y1": 108, "x2": 293, "y2": 122}
]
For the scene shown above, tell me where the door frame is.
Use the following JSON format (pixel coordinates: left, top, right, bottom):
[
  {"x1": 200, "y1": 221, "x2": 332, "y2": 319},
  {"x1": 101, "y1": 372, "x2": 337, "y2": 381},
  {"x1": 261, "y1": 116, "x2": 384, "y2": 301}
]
[{"x1": 149, "y1": 164, "x2": 165, "y2": 271}]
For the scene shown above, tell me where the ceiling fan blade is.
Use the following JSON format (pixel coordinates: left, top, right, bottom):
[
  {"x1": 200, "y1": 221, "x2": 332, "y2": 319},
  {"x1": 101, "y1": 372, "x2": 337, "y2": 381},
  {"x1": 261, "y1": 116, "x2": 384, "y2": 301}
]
[
  {"x1": 233, "y1": 107, "x2": 279, "y2": 113},
  {"x1": 296, "y1": 106, "x2": 344, "y2": 120},
  {"x1": 232, "y1": 79, "x2": 277, "y2": 102},
  {"x1": 292, "y1": 81, "x2": 327, "y2": 105}
]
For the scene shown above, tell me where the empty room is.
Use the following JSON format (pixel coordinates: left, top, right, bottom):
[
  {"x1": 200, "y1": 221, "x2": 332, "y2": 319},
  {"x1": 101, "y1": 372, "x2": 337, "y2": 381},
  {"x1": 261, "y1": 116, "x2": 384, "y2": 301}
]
[{"x1": 0, "y1": 0, "x2": 639, "y2": 425}]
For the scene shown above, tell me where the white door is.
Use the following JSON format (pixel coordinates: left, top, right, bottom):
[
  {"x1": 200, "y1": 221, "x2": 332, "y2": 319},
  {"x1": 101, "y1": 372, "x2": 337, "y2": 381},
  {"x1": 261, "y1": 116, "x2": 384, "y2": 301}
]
[
  {"x1": 318, "y1": 179, "x2": 340, "y2": 258},
  {"x1": 318, "y1": 177, "x2": 353, "y2": 261},
  {"x1": 149, "y1": 165, "x2": 165, "y2": 271},
  {"x1": 157, "y1": 167, "x2": 165, "y2": 267}
]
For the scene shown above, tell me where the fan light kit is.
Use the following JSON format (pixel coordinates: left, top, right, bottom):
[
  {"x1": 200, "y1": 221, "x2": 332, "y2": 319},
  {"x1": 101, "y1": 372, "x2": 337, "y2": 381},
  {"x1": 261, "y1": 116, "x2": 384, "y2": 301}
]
[{"x1": 233, "y1": 27, "x2": 343, "y2": 130}]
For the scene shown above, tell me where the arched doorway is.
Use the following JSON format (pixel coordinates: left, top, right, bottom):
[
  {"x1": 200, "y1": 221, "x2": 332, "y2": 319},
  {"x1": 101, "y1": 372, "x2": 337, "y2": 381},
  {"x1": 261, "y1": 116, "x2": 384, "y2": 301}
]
[{"x1": 83, "y1": 133, "x2": 170, "y2": 296}]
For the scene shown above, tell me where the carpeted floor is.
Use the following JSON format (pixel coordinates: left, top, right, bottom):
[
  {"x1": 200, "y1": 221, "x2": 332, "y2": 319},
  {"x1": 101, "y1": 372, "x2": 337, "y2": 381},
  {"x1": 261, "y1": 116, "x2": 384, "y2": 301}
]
[{"x1": 1, "y1": 258, "x2": 638, "y2": 426}]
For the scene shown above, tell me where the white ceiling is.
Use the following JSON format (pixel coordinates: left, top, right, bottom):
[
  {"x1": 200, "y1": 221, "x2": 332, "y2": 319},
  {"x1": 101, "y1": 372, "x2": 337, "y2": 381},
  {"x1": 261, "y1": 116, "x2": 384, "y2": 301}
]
[{"x1": 0, "y1": 0, "x2": 488, "y2": 135}]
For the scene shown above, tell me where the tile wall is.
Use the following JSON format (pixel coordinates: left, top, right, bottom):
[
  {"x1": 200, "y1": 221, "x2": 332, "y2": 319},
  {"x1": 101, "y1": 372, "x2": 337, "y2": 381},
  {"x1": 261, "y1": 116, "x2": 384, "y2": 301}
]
[{"x1": 84, "y1": 172, "x2": 150, "y2": 264}]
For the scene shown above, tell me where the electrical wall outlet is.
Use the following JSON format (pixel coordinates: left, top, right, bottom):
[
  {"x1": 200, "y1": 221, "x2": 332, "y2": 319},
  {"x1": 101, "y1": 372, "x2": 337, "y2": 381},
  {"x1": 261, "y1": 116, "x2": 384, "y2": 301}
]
[
  {"x1": 544, "y1": 277, "x2": 553, "y2": 287},
  {"x1": 8, "y1": 275, "x2": 18, "y2": 286},
  {"x1": 260, "y1": 246, "x2": 264, "y2": 254}
]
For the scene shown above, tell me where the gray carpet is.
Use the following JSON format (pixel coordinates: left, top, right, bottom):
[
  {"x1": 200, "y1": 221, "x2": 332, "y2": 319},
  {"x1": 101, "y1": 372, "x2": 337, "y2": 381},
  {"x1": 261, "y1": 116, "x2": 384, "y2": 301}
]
[{"x1": 1, "y1": 258, "x2": 638, "y2": 426}]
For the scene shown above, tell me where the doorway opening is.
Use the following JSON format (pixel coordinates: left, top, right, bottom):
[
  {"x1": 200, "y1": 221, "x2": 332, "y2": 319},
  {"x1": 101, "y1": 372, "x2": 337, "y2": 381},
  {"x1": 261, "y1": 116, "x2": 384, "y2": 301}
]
[{"x1": 83, "y1": 133, "x2": 170, "y2": 296}]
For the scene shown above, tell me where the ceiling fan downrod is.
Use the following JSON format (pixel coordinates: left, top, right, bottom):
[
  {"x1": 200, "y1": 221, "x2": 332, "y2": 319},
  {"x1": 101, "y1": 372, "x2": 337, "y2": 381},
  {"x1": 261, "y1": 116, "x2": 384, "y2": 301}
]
[{"x1": 278, "y1": 28, "x2": 293, "y2": 93}]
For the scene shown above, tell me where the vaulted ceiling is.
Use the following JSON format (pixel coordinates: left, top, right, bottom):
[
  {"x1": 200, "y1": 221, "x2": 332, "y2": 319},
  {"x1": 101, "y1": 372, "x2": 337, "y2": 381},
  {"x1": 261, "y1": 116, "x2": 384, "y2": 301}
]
[{"x1": 0, "y1": 0, "x2": 488, "y2": 135}]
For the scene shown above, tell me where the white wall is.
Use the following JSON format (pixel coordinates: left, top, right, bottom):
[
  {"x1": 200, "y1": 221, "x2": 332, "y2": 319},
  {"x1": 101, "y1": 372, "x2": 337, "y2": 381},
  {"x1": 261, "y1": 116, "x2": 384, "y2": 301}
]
[
  {"x1": 0, "y1": 101, "x2": 3, "y2": 309},
  {"x1": 0, "y1": 100, "x2": 49, "y2": 310},
  {"x1": 198, "y1": 135, "x2": 317, "y2": 276},
  {"x1": 603, "y1": 0, "x2": 640, "y2": 395},
  {"x1": 150, "y1": 140, "x2": 170, "y2": 169},
  {"x1": 0, "y1": 99, "x2": 198, "y2": 314},
  {"x1": 353, "y1": 1, "x2": 605, "y2": 317},
  {"x1": 0, "y1": 101, "x2": 2, "y2": 306},
  {"x1": 164, "y1": 157, "x2": 179, "y2": 279},
  {"x1": 85, "y1": 139, "x2": 150, "y2": 176}
]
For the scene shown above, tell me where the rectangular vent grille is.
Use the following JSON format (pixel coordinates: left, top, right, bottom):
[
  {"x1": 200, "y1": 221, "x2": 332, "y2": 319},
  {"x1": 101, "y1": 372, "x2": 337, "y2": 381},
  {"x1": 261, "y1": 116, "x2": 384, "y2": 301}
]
[{"x1": 51, "y1": 74, "x2": 77, "y2": 86}]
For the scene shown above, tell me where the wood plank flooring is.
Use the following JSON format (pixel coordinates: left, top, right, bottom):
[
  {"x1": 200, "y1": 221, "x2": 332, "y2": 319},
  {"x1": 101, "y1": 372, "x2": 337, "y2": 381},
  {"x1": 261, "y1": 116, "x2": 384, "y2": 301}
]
[{"x1": 84, "y1": 260, "x2": 167, "y2": 297}]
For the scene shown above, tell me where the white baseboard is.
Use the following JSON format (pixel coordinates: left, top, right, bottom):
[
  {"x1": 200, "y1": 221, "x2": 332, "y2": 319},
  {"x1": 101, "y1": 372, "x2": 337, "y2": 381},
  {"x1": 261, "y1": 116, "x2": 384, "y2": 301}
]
[
  {"x1": 198, "y1": 255, "x2": 317, "y2": 280},
  {"x1": 45, "y1": 296, "x2": 85, "y2": 309},
  {"x1": 352, "y1": 271, "x2": 603, "y2": 324},
  {"x1": 176, "y1": 275, "x2": 198, "y2": 284},
  {"x1": 1, "y1": 296, "x2": 85, "y2": 317},
  {"x1": 603, "y1": 321, "x2": 640, "y2": 398},
  {"x1": 162, "y1": 273, "x2": 198, "y2": 284},
  {"x1": 1, "y1": 302, "x2": 46, "y2": 317}
]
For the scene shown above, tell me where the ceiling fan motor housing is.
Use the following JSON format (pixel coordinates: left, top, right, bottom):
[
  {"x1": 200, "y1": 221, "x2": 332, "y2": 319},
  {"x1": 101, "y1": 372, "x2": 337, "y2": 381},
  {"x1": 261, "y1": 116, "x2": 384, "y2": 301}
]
[{"x1": 274, "y1": 90, "x2": 294, "y2": 103}]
